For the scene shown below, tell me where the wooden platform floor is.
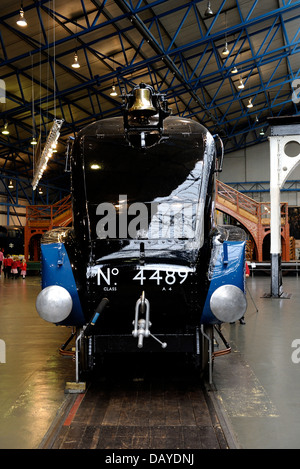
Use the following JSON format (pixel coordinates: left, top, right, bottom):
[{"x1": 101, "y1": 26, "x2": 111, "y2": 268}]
[{"x1": 43, "y1": 355, "x2": 233, "y2": 450}]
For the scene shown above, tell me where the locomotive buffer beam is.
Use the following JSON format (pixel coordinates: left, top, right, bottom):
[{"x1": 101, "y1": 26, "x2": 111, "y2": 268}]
[{"x1": 132, "y1": 292, "x2": 167, "y2": 349}]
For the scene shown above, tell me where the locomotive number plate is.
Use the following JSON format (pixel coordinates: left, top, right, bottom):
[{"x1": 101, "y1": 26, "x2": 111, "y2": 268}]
[
  {"x1": 95, "y1": 266, "x2": 193, "y2": 288},
  {"x1": 133, "y1": 268, "x2": 188, "y2": 285}
]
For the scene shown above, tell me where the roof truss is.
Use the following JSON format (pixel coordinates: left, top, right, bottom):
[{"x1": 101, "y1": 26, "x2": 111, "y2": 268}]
[{"x1": 0, "y1": 0, "x2": 299, "y2": 205}]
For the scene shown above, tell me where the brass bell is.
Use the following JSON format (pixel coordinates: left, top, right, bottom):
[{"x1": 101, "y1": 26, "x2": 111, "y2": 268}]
[{"x1": 129, "y1": 87, "x2": 157, "y2": 117}]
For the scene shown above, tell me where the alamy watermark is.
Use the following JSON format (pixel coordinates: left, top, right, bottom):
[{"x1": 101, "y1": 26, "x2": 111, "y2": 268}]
[
  {"x1": 291, "y1": 339, "x2": 300, "y2": 363},
  {"x1": 292, "y1": 79, "x2": 300, "y2": 104},
  {"x1": 95, "y1": 195, "x2": 201, "y2": 240},
  {"x1": 0, "y1": 339, "x2": 6, "y2": 364},
  {"x1": 0, "y1": 79, "x2": 6, "y2": 103}
]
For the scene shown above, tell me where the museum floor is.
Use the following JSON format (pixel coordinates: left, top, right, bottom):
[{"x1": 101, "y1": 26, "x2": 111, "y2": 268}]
[
  {"x1": 1, "y1": 273, "x2": 300, "y2": 449},
  {"x1": 214, "y1": 273, "x2": 300, "y2": 449}
]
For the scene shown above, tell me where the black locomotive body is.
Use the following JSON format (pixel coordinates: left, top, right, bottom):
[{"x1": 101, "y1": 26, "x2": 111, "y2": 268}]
[
  {"x1": 0, "y1": 225, "x2": 24, "y2": 255},
  {"x1": 36, "y1": 84, "x2": 247, "y2": 380}
]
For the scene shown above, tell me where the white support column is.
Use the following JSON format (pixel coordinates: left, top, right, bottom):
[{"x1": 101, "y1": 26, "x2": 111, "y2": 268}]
[
  {"x1": 269, "y1": 136, "x2": 282, "y2": 297},
  {"x1": 268, "y1": 117, "x2": 300, "y2": 297}
]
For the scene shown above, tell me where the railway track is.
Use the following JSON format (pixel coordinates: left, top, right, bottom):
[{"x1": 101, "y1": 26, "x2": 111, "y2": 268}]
[{"x1": 39, "y1": 353, "x2": 239, "y2": 451}]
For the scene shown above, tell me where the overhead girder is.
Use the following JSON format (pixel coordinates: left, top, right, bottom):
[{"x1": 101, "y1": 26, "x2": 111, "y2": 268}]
[
  {"x1": 0, "y1": 0, "x2": 299, "y2": 204},
  {"x1": 1, "y1": 3, "x2": 299, "y2": 112}
]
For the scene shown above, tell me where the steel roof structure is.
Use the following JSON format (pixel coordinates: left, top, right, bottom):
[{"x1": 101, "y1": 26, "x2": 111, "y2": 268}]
[{"x1": 0, "y1": 0, "x2": 300, "y2": 209}]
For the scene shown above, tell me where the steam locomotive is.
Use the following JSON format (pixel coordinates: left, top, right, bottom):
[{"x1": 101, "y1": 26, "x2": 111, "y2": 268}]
[
  {"x1": 36, "y1": 83, "x2": 247, "y2": 381},
  {"x1": 0, "y1": 225, "x2": 24, "y2": 255}
]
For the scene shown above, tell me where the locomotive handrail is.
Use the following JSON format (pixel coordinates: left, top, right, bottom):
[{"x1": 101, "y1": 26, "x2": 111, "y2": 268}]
[{"x1": 213, "y1": 134, "x2": 224, "y2": 172}]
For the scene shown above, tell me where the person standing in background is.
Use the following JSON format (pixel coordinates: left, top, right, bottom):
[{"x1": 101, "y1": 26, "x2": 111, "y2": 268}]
[
  {"x1": 16, "y1": 257, "x2": 22, "y2": 278},
  {"x1": 20, "y1": 259, "x2": 27, "y2": 279},
  {"x1": 0, "y1": 248, "x2": 3, "y2": 277},
  {"x1": 11, "y1": 257, "x2": 18, "y2": 279},
  {"x1": 5, "y1": 255, "x2": 13, "y2": 278}
]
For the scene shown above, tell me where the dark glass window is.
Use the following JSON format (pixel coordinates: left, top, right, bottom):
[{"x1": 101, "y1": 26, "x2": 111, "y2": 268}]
[{"x1": 83, "y1": 135, "x2": 203, "y2": 205}]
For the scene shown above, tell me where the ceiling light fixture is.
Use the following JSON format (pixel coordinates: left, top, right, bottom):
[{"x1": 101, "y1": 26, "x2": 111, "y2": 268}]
[
  {"x1": 222, "y1": 11, "x2": 229, "y2": 57},
  {"x1": 1, "y1": 123, "x2": 9, "y2": 135},
  {"x1": 205, "y1": 1, "x2": 213, "y2": 17},
  {"x1": 110, "y1": 56, "x2": 118, "y2": 97},
  {"x1": 90, "y1": 163, "x2": 101, "y2": 170},
  {"x1": 110, "y1": 85, "x2": 118, "y2": 97},
  {"x1": 247, "y1": 98, "x2": 253, "y2": 108},
  {"x1": 72, "y1": 52, "x2": 80, "y2": 69},
  {"x1": 32, "y1": 118, "x2": 64, "y2": 190},
  {"x1": 31, "y1": 136, "x2": 37, "y2": 145},
  {"x1": 8, "y1": 180, "x2": 14, "y2": 189},
  {"x1": 231, "y1": 66, "x2": 238, "y2": 74},
  {"x1": 16, "y1": 5, "x2": 27, "y2": 27},
  {"x1": 222, "y1": 42, "x2": 229, "y2": 56},
  {"x1": 238, "y1": 78, "x2": 245, "y2": 89},
  {"x1": 260, "y1": 128, "x2": 265, "y2": 135}
]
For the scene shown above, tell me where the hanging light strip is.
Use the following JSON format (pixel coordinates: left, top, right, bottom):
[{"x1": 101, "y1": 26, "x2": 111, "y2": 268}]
[{"x1": 32, "y1": 118, "x2": 64, "y2": 190}]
